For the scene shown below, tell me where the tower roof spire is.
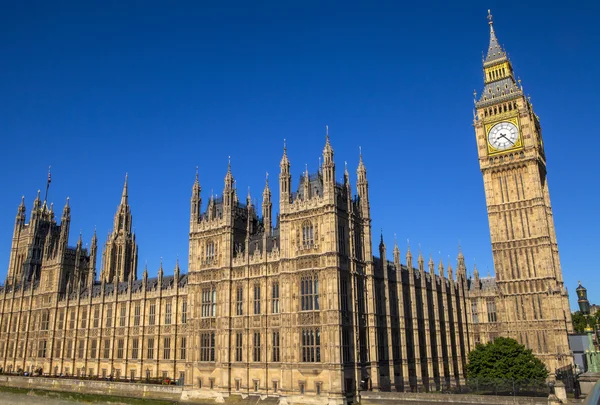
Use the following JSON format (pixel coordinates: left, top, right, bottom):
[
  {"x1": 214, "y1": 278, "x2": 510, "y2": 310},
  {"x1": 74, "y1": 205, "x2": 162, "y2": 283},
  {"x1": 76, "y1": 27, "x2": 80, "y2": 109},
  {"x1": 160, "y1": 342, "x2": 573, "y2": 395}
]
[
  {"x1": 484, "y1": 9, "x2": 506, "y2": 65},
  {"x1": 121, "y1": 173, "x2": 129, "y2": 205}
]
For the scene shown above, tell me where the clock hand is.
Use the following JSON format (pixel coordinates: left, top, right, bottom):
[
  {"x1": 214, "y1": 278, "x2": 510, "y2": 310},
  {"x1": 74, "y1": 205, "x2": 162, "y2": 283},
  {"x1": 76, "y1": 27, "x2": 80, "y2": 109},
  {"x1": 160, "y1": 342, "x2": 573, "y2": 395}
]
[{"x1": 499, "y1": 134, "x2": 514, "y2": 145}]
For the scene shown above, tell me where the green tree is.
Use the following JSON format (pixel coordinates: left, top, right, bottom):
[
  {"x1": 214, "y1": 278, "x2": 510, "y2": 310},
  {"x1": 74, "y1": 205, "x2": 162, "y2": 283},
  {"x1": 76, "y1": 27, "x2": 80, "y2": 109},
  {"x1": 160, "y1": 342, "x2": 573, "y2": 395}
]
[
  {"x1": 572, "y1": 311, "x2": 589, "y2": 333},
  {"x1": 466, "y1": 337, "x2": 548, "y2": 382}
]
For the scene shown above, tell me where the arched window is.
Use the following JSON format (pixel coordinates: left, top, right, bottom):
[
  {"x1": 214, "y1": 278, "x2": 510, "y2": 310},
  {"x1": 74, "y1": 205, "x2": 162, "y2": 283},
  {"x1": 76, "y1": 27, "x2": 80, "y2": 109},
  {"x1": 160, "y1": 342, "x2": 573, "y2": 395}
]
[
  {"x1": 302, "y1": 221, "x2": 314, "y2": 248},
  {"x1": 206, "y1": 241, "x2": 216, "y2": 262}
]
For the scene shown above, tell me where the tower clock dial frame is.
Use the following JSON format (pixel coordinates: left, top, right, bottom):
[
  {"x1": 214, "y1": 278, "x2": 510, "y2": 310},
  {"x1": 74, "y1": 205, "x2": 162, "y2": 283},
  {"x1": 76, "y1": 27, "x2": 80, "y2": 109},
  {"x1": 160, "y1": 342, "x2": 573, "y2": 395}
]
[{"x1": 485, "y1": 117, "x2": 522, "y2": 155}]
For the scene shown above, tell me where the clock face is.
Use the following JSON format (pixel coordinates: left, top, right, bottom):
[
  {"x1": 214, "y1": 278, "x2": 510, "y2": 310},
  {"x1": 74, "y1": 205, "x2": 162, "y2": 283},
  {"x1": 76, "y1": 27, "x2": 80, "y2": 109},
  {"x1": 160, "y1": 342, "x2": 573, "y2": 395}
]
[{"x1": 488, "y1": 122, "x2": 519, "y2": 150}]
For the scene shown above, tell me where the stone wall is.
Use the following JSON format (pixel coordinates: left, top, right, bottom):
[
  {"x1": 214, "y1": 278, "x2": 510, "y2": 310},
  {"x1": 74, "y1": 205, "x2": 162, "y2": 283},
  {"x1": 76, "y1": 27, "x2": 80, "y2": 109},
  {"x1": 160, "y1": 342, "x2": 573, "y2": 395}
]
[
  {"x1": 360, "y1": 391, "x2": 548, "y2": 405},
  {"x1": 0, "y1": 375, "x2": 182, "y2": 401}
]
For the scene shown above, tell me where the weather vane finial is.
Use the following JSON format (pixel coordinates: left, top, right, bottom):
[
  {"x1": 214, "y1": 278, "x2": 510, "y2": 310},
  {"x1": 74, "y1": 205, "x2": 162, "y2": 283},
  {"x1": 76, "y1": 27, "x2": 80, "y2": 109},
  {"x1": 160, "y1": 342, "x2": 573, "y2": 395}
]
[{"x1": 487, "y1": 9, "x2": 493, "y2": 26}]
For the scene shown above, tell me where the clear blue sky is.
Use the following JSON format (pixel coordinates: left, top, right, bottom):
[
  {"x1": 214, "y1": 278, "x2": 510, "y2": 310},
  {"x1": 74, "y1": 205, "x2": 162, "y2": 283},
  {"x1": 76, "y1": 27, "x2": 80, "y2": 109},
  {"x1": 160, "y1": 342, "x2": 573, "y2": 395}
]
[{"x1": 1, "y1": 1, "x2": 598, "y2": 309}]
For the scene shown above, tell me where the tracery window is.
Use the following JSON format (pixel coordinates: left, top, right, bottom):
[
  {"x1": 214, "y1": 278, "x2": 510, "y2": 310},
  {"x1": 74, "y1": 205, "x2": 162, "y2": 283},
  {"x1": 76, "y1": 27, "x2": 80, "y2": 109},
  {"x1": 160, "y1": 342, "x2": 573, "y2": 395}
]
[
  {"x1": 202, "y1": 287, "x2": 217, "y2": 317},
  {"x1": 471, "y1": 301, "x2": 479, "y2": 324},
  {"x1": 236, "y1": 286, "x2": 243, "y2": 316},
  {"x1": 302, "y1": 221, "x2": 314, "y2": 248},
  {"x1": 301, "y1": 328, "x2": 321, "y2": 362},
  {"x1": 200, "y1": 332, "x2": 215, "y2": 361},
  {"x1": 486, "y1": 299, "x2": 497, "y2": 323},
  {"x1": 206, "y1": 241, "x2": 216, "y2": 262},
  {"x1": 300, "y1": 274, "x2": 319, "y2": 311},
  {"x1": 272, "y1": 282, "x2": 280, "y2": 314},
  {"x1": 253, "y1": 284, "x2": 261, "y2": 315}
]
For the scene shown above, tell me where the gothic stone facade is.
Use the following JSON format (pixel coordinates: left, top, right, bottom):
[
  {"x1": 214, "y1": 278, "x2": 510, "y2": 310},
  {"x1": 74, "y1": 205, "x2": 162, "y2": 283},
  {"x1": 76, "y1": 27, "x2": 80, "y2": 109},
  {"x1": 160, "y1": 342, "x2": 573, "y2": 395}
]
[
  {"x1": 0, "y1": 12, "x2": 573, "y2": 405},
  {"x1": 466, "y1": 12, "x2": 573, "y2": 374},
  {"x1": 0, "y1": 138, "x2": 470, "y2": 404}
]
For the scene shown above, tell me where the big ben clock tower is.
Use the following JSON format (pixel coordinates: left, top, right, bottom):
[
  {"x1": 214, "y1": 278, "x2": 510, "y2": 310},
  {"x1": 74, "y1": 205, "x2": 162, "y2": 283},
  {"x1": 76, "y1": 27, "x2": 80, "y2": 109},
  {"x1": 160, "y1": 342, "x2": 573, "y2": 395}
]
[{"x1": 472, "y1": 11, "x2": 573, "y2": 372}]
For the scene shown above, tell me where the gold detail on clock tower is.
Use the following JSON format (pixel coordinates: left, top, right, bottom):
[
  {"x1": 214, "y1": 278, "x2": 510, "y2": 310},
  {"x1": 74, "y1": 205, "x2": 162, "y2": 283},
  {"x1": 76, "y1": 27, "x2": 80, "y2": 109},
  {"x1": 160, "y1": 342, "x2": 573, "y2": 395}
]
[{"x1": 469, "y1": 10, "x2": 573, "y2": 374}]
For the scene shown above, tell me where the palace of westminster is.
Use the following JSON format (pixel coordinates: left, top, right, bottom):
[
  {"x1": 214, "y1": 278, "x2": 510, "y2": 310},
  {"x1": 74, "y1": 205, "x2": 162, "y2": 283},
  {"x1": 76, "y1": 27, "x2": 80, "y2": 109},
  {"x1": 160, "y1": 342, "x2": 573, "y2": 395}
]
[{"x1": 0, "y1": 12, "x2": 574, "y2": 405}]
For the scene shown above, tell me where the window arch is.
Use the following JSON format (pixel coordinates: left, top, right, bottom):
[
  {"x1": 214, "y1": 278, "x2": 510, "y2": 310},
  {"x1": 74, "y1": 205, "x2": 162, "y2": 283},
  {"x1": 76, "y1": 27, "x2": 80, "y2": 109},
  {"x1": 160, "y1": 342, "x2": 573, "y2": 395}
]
[
  {"x1": 206, "y1": 240, "x2": 216, "y2": 262},
  {"x1": 302, "y1": 221, "x2": 314, "y2": 248}
]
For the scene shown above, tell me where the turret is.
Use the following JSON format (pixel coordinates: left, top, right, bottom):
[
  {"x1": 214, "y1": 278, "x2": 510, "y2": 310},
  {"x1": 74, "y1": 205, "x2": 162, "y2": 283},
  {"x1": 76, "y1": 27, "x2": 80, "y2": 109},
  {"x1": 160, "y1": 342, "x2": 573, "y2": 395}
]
[
  {"x1": 428, "y1": 255, "x2": 435, "y2": 276},
  {"x1": 262, "y1": 173, "x2": 272, "y2": 236},
  {"x1": 59, "y1": 197, "x2": 71, "y2": 253},
  {"x1": 418, "y1": 249, "x2": 425, "y2": 274},
  {"x1": 393, "y1": 237, "x2": 400, "y2": 268},
  {"x1": 191, "y1": 167, "x2": 202, "y2": 226},
  {"x1": 473, "y1": 263, "x2": 480, "y2": 289},
  {"x1": 448, "y1": 260, "x2": 454, "y2": 281},
  {"x1": 438, "y1": 259, "x2": 445, "y2": 279},
  {"x1": 322, "y1": 127, "x2": 335, "y2": 198},
  {"x1": 158, "y1": 258, "x2": 164, "y2": 285},
  {"x1": 456, "y1": 246, "x2": 467, "y2": 281},
  {"x1": 303, "y1": 165, "x2": 310, "y2": 200},
  {"x1": 14, "y1": 196, "x2": 26, "y2": 233},
  {"x1": 406, "y1": 243, "x2": 413, "y2": 270},
  {"x1": 379, "y1": 232, "x2": 386, "y2": 264},
  {"x1": 356, "y1": 149, "x2": 370, "y2": 218},
  {"x1": 279, "y1": 141, "x2": 291, "y2": 209},
  {"x1": 223, "y1": 158, "x2": 234, "y2": 209},
  {"x1": 174, "y1": 258, "x2": 180, "y2": 283},
  {"x1": 89, "y1": 228, "x2": 98, "y2": 278}
]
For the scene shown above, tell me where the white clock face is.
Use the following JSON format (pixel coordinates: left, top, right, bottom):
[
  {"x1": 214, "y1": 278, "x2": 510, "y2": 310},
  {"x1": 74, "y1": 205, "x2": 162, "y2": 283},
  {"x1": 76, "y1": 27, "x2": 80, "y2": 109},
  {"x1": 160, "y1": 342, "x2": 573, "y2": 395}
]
[{"x1": 488, "y1": 122, "x2": 519, "y2": 150}]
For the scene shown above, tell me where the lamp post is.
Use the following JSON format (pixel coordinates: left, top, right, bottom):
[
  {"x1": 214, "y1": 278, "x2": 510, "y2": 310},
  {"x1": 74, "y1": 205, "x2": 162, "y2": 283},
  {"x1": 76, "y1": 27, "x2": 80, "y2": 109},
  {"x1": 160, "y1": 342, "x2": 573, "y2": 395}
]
[{"x1": 577, "y1": 282, "x2": 600, "y2": 373}]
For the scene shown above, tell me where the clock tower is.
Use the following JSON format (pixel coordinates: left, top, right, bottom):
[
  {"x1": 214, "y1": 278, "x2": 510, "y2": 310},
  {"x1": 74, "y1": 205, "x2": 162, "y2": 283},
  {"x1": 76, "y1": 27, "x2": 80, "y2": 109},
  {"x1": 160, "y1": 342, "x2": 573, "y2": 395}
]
[{"x1": 472, "y1": 11, "x2": 572, "y2": 372}]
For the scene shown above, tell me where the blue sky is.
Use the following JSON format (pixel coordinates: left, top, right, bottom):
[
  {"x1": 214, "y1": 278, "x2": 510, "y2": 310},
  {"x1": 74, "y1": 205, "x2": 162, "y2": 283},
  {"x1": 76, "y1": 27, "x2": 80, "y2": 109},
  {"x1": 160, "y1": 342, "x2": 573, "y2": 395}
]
[{"x1": 0, "y1": 1, "x2": 598, "y2": 309}]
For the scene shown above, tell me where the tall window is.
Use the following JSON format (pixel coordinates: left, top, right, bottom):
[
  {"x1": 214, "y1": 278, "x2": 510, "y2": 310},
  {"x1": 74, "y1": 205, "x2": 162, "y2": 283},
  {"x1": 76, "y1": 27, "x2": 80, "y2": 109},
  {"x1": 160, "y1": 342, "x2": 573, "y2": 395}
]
[
  {"x1": 180, "y1": 337, "x2": 187, "y2": 360},
  {"x1": 163, "y1": 337, "x2": 171, "y2": 360},
  {"x1": 93, "y1": 306, "x2": 100, "y2": 328},
  {"x1": 486, "y1": 299, "x2": 497, "y2": 323},
  {"x1": 56, "y1": 311, "x2": 63, "y2": 330},
  {"x1": 272, "y1": 331, "x2": 280, "y2": 362},
  {"x1": 117, "y1": 339, "x2": 124, "y2": 359},
  {"x1": 149, "y1": 303, "x2": 156, "y2": 325},
  {"x1": 147, "y1": 338, "x2": 155, "y2": 359},
  {"x1": 38, "y1": 340, "x2": 47, "y2": 358},
  {"x1": 202, "y1": 288, "x2": 216, "y2": 317},
  {"x1": 235, "y1": 333, "x2": 243, "y2": 362},
  {"x1": 69, "y1": 310, "x2": 76, "y2": 329},
  {"x1": 54, "y1": 340, "x2": 62, "y2": 358},
  {"x1": 301, "y1": 328, "x2": 321, "y2": 362},
  {"x1": 106, "y1": 305, "x2": 113, "y2": 327},
  {"x1": 338, "y1": 224, "x2": 346, "y2": 255},
  {"x1": 23, "y1": 313, "x2": 30, "y2": 331},
  {"x1": 471, "y1": 301, "x2": 479, "y2": 324},
  {"x1": 302, "y1": 221, "x2": 314, "y2": 248},
  {"x1": 132, "y1": 338, "x2": 139, "y2": 359},
  {"x1": 78, "y1": 339, "x2": 85, "y2": 358},
  {"x1": 80, "y1": 308, "x2": 87, "y2": 329},
  {"x1": 165, "y1": 302, "x2": 172, "y2": 325},
  {"x1": 301, "y1": 274, "x2": 319, "y2": 311},
  {"x1": 41, "y1": 311, "x2": 50, "y2": 330},
  {"x1": 181, "y1": 300, "x2": 188, "y2": 324},
  {"x1": 200, "y1": 332, "x2": 215, "y2": 361},
  {"x1": 253, "y1": 332, "x2": 261, "y2": 362},
  {"x1": 253, "y1": 285, "x2": 261, "y2": 315},
  {"x1": 342, "y1": 328, "x2": 352, "y2": 363},
  {"x1": 103, "y1": 339, "x2": 110, "y2": 358},
  {"x1": 236, "y1": 286, "x2": 243, "y2": 316},
  {"x1": 272, "y1": 282, "x2": 280, "y2": 314},
  {"x1": 119, "y1": 305, "x2": 126, "y2": 327},
  {"x1": 206, "y1": 241, "x2": 216, "y2": 262},
  {"x1": 340, "y1": 278, "x2": 348, "y2": 312},
  {"x1": 134, "y1": 303, "x2": 141, "y2": 326},
  {"x1": 66, "y1": 340, "x2": 73, "y2": 358},
  {"x1": 90, "y1": 339, "x2": 97, "y2": 359}
]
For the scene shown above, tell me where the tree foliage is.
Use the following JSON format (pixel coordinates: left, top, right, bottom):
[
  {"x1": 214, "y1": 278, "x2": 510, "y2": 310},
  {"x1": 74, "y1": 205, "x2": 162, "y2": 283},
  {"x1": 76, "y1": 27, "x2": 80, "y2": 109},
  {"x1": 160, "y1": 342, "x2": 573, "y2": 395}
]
[
  {"x1": 572, "y1": 310, "x2": 600, "y2": 333},
  {"x1": 466, "y1": 337, "x2": 548, "y2": 382}
]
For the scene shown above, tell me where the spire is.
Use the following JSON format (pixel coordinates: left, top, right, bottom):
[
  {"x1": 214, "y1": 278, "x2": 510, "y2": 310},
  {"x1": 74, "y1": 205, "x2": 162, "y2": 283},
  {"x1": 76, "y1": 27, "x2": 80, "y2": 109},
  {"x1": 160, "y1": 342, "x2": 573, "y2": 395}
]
[
  {"x1": 473, "y1": 262, "x2": 480, "y2": 286},
  {"x1": 143, "y1": 263, "x2": 148, "y2": 283},
  {"x1": 34, "y1": 189, "x2": 41, "y2": 209},
  {"x1": 174, "y1": 257, "x2": 180, "y2": 280},
  {"x1": 438, "y1": 259, "x2": 445, "y2": 278},
  {"x1": 280, "y1": 139, "x2": 290, "y2": 169},
  {"x1": 484, "y1": 10, "x2": 506, "y2": 64},
  {"x1": 62, "y1": 197, "x2": 70, "y2": 219},
  {"x1": 191, "y1": 166, "x2": 202, "y2": 225},
  {"x1": 393, "y1": 235, "x2": 400, "y2": 266},
  {"x1": 121, "y1": 173, "x2": 129, "y2": 205},
  {"x1": 428, "y1": 254, "x2": 435, "y2": 273},
  {"x1": 225, "y1": 156, "x2": 234, "y2": 188}
]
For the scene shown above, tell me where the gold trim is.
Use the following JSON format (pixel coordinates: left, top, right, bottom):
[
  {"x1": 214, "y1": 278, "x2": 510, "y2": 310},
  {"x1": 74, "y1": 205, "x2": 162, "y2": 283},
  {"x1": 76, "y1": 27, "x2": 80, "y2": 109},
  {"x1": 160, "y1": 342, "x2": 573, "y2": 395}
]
[{"x1": 485, "y1": 117, "x2": 523, "y2": 155}]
